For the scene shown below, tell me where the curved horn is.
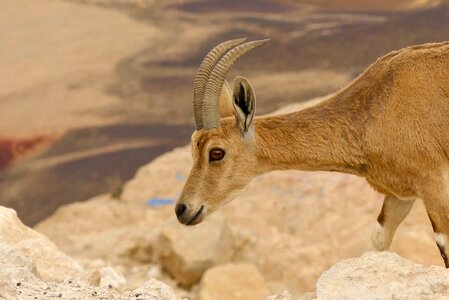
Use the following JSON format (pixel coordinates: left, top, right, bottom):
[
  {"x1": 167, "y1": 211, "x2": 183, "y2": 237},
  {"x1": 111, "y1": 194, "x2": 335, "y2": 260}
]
[
  {"x1": 202, "y1": 39, "x2": 270, "y2": 130},
  {"x1": 193, "y1": 38, "x2": 247, "y2": 129}
]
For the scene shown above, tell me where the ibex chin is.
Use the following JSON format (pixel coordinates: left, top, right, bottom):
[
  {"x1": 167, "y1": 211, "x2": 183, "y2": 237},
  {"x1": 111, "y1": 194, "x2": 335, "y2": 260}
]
[{"x1": 175, "y1": 38, "x2": 449, "y2": 267}]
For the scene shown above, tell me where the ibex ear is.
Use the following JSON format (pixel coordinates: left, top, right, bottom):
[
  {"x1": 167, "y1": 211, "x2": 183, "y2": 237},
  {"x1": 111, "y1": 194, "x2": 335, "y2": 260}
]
[
  {"x1": 232, "y1": 76, "x2": 256, "y2": 137},
  {"x1": 219, "y1": 80, "x2": 234, "y2": 118}
]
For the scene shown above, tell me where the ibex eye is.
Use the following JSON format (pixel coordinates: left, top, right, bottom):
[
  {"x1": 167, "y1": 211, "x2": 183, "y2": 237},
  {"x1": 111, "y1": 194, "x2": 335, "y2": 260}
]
[{"x1": 209, "y1": 148, "x2": 225, "y2": 161}]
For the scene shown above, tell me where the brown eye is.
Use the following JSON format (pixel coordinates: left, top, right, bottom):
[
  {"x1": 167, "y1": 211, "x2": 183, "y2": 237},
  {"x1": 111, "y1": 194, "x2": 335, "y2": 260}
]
[{"x1": 209, "y1": 148, "x2": 225, "y2": 161}]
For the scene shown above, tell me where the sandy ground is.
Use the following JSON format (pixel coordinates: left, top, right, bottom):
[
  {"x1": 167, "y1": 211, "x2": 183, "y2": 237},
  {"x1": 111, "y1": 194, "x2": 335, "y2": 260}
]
[{"x1": 0, "y1": 0, "x2": 159, "y2": 137}]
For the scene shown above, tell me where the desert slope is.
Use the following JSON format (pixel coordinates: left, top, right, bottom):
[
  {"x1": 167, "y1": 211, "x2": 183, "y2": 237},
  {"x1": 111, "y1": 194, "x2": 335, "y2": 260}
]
[{"x1": 0, "y1": 0, "x2": 159, "y2": 136}]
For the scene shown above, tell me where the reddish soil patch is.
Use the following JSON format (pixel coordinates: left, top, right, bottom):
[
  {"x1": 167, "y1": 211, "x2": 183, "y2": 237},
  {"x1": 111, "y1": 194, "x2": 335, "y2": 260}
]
[{"x1": 0, "y1": 135, "x2": 56, "y2": 170}]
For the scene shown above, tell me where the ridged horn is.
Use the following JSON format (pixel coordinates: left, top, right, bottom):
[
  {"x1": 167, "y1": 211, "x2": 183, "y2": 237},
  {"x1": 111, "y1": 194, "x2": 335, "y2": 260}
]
[
  {"x1": 202, "y1": 39, "x2": 270, "y2": 130},
  {"x1": 193, "y1": 38, "x2": 247, "y2": 129}
]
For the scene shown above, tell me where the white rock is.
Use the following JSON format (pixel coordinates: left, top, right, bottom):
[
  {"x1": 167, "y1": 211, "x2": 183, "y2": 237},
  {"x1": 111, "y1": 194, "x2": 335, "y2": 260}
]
[
  {"x1": 99, "y1": 267, "x2": 126, "y2": 289},
  {"x1": 315, "y1": 251, "x2": 449, "y2": 300},
  {"x1": 0, "y1": 206, "x2": 83, "y2": 282},
  {"x1": 0, "y1": 206, "x2": 181, "y2": 299}
]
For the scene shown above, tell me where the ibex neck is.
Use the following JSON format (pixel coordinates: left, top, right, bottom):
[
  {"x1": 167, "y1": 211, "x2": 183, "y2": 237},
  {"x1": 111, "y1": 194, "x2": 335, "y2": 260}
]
[{"x1": 253, "y1": 100, "x2": 368, "y2": 176}]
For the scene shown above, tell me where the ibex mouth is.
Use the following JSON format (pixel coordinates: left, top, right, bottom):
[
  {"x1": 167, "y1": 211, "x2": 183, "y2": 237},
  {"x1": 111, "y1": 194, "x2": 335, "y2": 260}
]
[{"x1": 186, "y1": 205, "x2": 204, "y2": 226}]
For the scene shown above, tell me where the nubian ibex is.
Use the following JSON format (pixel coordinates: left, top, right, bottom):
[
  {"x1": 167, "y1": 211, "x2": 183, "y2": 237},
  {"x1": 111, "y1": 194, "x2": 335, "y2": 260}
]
[{"x1": 175, "y1": 38, "x2": 449, "y2": 267}]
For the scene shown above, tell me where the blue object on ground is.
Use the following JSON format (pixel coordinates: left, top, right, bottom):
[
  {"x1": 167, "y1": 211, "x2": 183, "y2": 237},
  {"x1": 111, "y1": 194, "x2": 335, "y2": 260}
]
[
  {"x1": 175, "y1": 171, "x2": 186, "y2": 182},
  {"x1": 147, "y1": 197, "x2": 174, "y2": 207}
]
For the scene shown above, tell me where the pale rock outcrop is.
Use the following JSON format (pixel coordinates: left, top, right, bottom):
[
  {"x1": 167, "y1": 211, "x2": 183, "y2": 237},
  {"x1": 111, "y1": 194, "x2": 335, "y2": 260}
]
[
  {"x1": 270, "y1": 251, "x2": 449, "y2": 299},
  {"x1": 199, "y1": 263, "x2": 269, "y2": 300},
  {"x1": 0, "y1": 205, "x2": 181, "y2": 299},
  {"x1": 35, "y1": 194, "x2": 169, "y2": 266},
  {"x1": 314, "y1": 251, "x2": 449, "y2": 300},
  {"x1": 0, "y1": 206, "x2": 84, "y2": 282},
  {"x1": 1, "y1": 254, "x2": 179, "y2": 300},
  {"x1": 157, "y1": 213, "x2": 236, "y2": 287}
]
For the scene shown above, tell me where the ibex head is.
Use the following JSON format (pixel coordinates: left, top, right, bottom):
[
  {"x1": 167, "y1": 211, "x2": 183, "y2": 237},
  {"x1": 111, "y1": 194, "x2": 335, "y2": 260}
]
[{"x1": 175, "y1": 38, "x2": 270, "y2": 225}]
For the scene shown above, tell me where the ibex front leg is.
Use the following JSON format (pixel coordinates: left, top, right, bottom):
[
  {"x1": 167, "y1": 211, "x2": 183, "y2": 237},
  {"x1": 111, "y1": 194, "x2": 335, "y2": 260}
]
[
  {"x1": 425, "y1": 202, "x2": 449, "y2": 268},
  {"x1": 371, "y1": 195, "x2": 415, "y2": 251}
]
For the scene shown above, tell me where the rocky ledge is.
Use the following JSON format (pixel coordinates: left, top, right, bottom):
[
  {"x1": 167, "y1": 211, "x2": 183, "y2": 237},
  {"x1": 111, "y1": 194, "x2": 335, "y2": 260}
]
[{"x1": 1, "y1": 203, "x2": 449, "y2": 299}]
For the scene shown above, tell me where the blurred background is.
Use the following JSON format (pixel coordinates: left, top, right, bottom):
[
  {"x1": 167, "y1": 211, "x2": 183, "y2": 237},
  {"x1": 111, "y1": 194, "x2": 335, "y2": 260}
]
[
  {"x1": 1, "y1": 0, "x2": 449, "y2": 298},
  {"x1": 2, "y1": 0, "x2": 449, "y2": 226}
]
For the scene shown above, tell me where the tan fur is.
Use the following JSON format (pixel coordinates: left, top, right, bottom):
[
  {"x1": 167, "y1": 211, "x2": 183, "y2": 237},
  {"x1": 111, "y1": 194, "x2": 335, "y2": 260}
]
[{"x1": 178, "y1": 41, "x2": 449, "y2": 266}]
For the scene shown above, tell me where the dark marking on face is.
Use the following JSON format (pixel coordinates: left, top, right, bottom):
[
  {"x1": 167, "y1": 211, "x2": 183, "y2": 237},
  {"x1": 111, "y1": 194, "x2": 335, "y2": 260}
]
[
  {"x1": 196, "y1": 133, "x2": 212, "y2": 156},
  {"x1": 193, "y1": 132, "x2": 212, "y2": 169},
  {"x1": 196, "y1": 134, "x2": 207, "y2": 150}
]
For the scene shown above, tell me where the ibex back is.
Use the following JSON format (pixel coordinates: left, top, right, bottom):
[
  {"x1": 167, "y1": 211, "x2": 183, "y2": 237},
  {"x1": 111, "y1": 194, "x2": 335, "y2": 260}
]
[{"x1": 175, "y1": 38, "x2": 449, "y2": 267}]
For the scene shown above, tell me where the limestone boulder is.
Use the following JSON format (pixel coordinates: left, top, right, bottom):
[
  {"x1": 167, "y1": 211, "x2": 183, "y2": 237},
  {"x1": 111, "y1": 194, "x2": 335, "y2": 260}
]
[
  {"x1": 0, "y1": 206, "x2": 83, "y2": 282},
  {"x1": 157, "y1": 213, "x2": 236, "y2": 287},
  {"x1": 35, "y1": 194, "x2": 170, "y2": 266},
  {"x1": 0, "y1": 205, "x2": 181, "y2": 299},
  {"x1": 314, "y1": 251, "x2": 449, "y2": 299},
  {"x1": 199, "y1": 263, "x2": 269, "y2": 300},
  {"x1": 0, "y1": 248, "x2": 179, "y2": 300}
]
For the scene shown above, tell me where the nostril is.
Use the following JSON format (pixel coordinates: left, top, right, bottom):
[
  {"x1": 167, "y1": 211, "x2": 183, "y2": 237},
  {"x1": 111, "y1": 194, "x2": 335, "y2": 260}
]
[{"x1": 175, "y1": 203, "x2": 187, "y2": 218}]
